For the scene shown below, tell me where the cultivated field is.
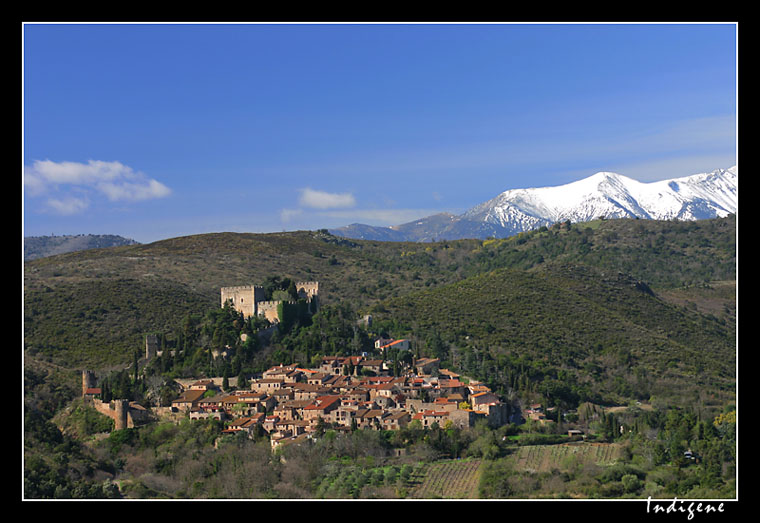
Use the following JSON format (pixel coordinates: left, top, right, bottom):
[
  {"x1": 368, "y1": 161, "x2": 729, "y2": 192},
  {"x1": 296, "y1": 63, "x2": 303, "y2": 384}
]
[
  {"x1": 513, "y1": 442, "x2": 625, "y2": 473},
  {"x1": 409, "y1": 459, "x2": 482, "y2": 499}
]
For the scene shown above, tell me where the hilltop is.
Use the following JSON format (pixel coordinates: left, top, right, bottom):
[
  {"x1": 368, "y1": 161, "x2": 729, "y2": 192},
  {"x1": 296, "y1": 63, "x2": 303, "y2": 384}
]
[
  {"x1": 24, "y1": 234, "x2": 140, "y2": 261},
  {"x1": 23, "y1": 215, "x2": 735, "y2": 408}
]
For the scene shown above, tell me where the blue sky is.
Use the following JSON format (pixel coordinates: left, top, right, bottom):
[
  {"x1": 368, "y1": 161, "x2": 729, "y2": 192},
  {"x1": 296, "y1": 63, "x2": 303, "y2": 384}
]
[{"x1": 23, "y1": 22, "x2": 737, "y2": 243}]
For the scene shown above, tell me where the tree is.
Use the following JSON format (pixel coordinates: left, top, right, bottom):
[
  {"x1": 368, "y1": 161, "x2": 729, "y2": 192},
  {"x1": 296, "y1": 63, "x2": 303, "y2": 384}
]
[
  {"x1": 287, "y1": 280, "x2": 298, "y2": 301},
  {"x1": 133, "y1": 350, "x2": 140, "y2": 383},
  {"x1": 237, "y1": 372, "x2": 248, "y2": 390}
]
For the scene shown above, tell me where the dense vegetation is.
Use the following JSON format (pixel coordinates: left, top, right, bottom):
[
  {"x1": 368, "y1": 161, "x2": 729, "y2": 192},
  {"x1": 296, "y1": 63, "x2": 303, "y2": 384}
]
[
  {"x1": 369, "y1": 262, "x2": 735, "y2": 410},
  {"x1": 24, "y1": 216, "x2": 735, "y2": 370},
  {"x1": 23, "y1": 215, "x2": 737, "y2": 500},
  {"x1": 24, "y1": 400, "x2": 736, "y2": 499}
]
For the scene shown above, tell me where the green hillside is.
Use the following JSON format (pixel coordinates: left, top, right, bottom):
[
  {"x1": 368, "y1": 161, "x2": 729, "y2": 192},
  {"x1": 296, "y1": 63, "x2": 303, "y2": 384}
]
[
  {"x1": 23, "y1": 230, "x2": 479, "y2": 368},
  {"x1": 369, "y1": 262, "x2": 735, "y2": 409},
  {"x1": 23, "y1": 216, "x2": 736, "y2": 403},
  {"x1": 461, "y1": 214, "x2": 736, "y2": 288},
  {"x1": 22, "y1": 215, "x2": 738, "y2": 501}
]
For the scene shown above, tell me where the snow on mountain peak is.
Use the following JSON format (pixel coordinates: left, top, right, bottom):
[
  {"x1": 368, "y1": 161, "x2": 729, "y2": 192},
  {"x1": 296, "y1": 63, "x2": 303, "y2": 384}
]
[
  {"x1": 331, "y1": 166, "x2": 737, "y2": 242},
  {"x1": 463, "y1": 166, "x2": 737, "y2": 229}
]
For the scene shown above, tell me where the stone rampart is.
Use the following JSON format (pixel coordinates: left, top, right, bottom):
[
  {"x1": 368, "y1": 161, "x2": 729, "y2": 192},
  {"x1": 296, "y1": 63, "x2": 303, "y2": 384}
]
[
  {"x1": 220, "y1": 285, "x2": 265, "y2": 318},
  {"x1": 256, "y1": 300, "x2": 282, "y2": 323},
  {"x1": 296, "y1": 281, "x2": 319, "y2": 300},
  {"x1": 87, "y1": 397, "x2": 133, "y2": 430}
]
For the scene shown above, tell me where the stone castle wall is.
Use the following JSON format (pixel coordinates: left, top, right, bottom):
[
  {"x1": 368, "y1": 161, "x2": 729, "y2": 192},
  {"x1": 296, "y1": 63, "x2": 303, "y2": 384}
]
[
  {"x1": 296, "y1": 281, "x2": 319, "y2": 300},
  {"x1": 256, "y1": 300, "x2": 282, "y2": 323},
  {"x1": 220, "y1": 285, "x2": 266, "y2": 318},
  {"x1": 221, "y1": 281, "x2": 319, "y2": 320},
  {"x1": 81, "y1": 370, "x2": 143, "y2": 431},
  {"x1": 87, "y1": 397, "x2": 131, "y2": 430}
]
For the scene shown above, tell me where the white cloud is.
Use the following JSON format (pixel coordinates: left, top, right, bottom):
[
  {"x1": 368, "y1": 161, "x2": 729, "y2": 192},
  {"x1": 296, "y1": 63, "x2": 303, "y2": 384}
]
[
  {"x1": 281, "y1": 186, "x2": 451, "y2": 229},
  {"x1": 45, "y1": 196, "x2": 90, "y2": 215},
  {"x1": 280, "y1": 208, "x2": 304, "y2": 223},
  {"x1": 298, "y1": 188, "x2": 356, "y2": 210},
  {"x1": 23, "y1": 159, "x2": 172, "y2": 213},
  {"x1": 98, "y1": 178, "x2": 172, "y2": 202}
]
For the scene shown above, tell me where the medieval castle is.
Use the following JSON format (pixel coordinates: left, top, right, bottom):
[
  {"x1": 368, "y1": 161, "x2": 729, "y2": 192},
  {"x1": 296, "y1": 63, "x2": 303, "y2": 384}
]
[
  {"x1": 220, "y1": 281, "x2": 319, "y2": 323},
  {"x1": 81, "y1": 370, "x2": 149, "y2": 430}
]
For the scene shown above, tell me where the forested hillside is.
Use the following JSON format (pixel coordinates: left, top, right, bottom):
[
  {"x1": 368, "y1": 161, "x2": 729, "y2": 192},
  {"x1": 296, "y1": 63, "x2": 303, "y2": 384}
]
[
  {"x1": 369, "y1": 262, "x2": 735, "y2": 410},
  {"x1": 24, "y1": 216, "x2": 735, "y2": 371},
  {"x1": 23, "y1": 215, "x2": 738, "y2": 500}
]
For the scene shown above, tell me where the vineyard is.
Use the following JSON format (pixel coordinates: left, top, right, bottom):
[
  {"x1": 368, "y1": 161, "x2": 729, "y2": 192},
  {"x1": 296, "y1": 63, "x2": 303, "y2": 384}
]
[
  {"x1": 409, "y1": 459, "x2": 483, "y2": 499},
  {"x1": 513, "y1": 442, "x2": 625, "y2": 473}
]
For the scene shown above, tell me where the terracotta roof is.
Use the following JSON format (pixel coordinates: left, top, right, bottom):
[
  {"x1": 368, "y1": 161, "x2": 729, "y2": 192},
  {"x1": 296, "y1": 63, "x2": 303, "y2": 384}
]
[
  {"x1": 420, "y1": 410, "x2": 450, "y2": 417},
  {"x1": 173, "y1": 389, "x2": 205, "y2": 403},
  {"x1": 305, "y1": 395, "x2": 341, "y2": 410}
]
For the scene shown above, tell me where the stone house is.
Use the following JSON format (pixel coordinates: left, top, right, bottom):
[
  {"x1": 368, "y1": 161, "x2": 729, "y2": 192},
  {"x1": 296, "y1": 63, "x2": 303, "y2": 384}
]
[
  {"x1": 190, "y1": 406, "x2": 226, "y2": 421},
  {"x1": 381, "y1": 411, "x2": 411, "y2": 430},
  {"x1": 413, "y1": 410, "x2": 450, "y2": 428},
  {"x1": 302, "y1": 395, "x2": 341, "y2": 422},
  {"x1": 172, "y1": 389, "x2": 206, "y2": 411},
  {"x1": 251, "y1": 378, "x2": 285, "y2": 394},
  {"x1": 354, "y1": 408, "x2": 385, "y2": 430}
]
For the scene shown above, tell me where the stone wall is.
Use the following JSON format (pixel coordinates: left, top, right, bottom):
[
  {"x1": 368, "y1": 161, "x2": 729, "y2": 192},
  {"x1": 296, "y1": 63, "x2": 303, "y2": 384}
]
[
  {"x1": 87, "y1": 397, "x2": 131, "y2": 430},
  {"x1": 220, "y1": 282, "x2": 319, "y2": 320},
  {"x1": 256, "y1": 300, "x2": 282, "y2": 323},
  {"x1": 220, "y1": 285, "x2": 266, "y2": 318},
  {"x1": 296, "y1": 281, "x2": 319, "y2": 300}
]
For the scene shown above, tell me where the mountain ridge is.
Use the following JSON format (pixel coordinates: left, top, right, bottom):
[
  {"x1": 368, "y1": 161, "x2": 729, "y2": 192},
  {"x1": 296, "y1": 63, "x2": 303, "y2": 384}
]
[
  {"x1": 24, "y1": 234, "x2": 140, "y2": 261},
  {"x1": 330, "y1": 166, "x2": 737, "y2": 242}
]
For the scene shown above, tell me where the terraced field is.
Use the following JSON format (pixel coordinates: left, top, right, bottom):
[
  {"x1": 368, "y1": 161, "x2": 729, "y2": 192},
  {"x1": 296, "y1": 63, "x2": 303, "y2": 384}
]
[
  {"x1": 513, "y1": 442, "x2": 625, "y2": 473},
  {"x1": 410, "y1": 459, "x2": 483, "y2": 499}
]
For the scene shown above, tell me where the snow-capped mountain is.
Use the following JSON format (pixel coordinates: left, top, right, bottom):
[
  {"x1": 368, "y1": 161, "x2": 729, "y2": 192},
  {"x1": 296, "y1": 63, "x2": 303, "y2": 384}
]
[
  {"x1": 330, "y1": 166, "x2": 737, "y2": 242},
  {"x1": 462, "y1": 166, "x2": 737, "y2": 232}
]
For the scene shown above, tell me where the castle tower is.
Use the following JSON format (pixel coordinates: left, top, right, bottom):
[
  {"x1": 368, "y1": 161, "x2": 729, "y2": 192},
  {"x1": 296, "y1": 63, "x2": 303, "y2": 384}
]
[
  {"x1": 220, "y1": 285, "x2": 266, "y2": 318},
  {"x1": 145, "y1": 334, "x2": 159, "y2": 360},
  {"x1": 296, "y1": 281, "x2": 319, "y2": 313},
  {"x1": 113, "y1": 399, "x2": 129, "y2": 431},
  {"x1": 82, "y1": 370, "x2": 96, "y2": 397},
  {"x1": 296, "y1": 281, "x2": 319, "y2": 300}
]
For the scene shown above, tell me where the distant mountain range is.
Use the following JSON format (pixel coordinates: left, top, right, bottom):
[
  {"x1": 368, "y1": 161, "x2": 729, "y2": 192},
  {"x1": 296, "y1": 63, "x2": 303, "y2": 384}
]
[
  {"x1": 23, "y1": 234, "x2": 140, "y2": 261},
  {"x1": 329, "y1": 166, "x2": 738, "y2": 242}
]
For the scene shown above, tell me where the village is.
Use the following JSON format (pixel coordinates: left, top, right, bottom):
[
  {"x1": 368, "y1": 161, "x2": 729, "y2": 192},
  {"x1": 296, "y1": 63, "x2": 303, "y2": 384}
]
[
  {"x1": 168, "y1": 344, "x2": 513, "y2": 452},
  {"x1": 81, "y1": 280, "x2": 566, "y2": 453}
]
